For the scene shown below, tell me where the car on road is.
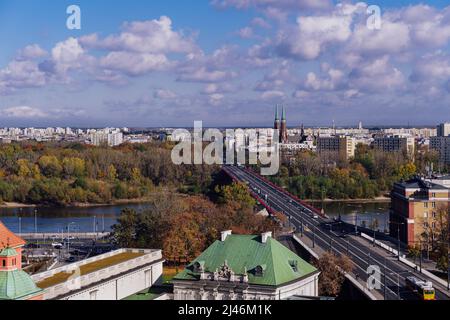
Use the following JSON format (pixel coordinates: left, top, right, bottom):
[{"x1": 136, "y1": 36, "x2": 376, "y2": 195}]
[
  {"x1": 66, "y1": 256, "x2": 77, "y2": 263},
  {"x1": 313, "y1": 214, "x2": 319, "y2": 219},
  {"x1": 52, "y1": 242, "x2": 63, "y2": 249}
]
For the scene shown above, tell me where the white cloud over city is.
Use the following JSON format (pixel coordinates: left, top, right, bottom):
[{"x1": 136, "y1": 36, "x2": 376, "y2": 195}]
[{"x1": 1, "y1": 1, "x2": 450, "y2": 126}]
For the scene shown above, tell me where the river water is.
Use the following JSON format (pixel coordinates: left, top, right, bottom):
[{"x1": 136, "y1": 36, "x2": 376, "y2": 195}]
[{"x1": 0, "y1": 201, "x2": 391, "y2": 234}]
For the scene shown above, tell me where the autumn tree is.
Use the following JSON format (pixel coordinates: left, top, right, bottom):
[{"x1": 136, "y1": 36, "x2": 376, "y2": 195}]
[
  {"x1": 315, "y1": 252, "x2": 354, "y2": 297},
  {"x1": 215, "y1": 182, "x2": 256, "y2": 208}
]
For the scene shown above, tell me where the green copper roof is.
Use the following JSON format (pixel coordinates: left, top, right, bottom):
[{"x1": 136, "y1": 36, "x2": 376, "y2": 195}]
[
  {"x1": 0, "y1": 248, "x2": 18, "y2": 257},
  {"x1": 282, "y1": 106, "x2": 286, "y2": 121},
  {"x1": 0, "y1": 270, "x2": 43, "y2": 300},
  {"x1": 174, "y1": 234, "x2": 318, "y2": 287},
  {"x1": 275, "y1": 105, "x2": 279, "y2": 121}
]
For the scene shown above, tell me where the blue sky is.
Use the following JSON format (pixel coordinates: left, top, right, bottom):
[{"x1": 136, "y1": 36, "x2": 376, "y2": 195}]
[{"x1": 1, "y1": 0, "x2": 450, "y2": 127}]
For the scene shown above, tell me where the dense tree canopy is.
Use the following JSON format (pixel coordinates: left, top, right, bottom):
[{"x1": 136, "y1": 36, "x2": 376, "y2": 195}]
[{"x1": 0, "y1": 141, "x2": 218, "y2": 205}]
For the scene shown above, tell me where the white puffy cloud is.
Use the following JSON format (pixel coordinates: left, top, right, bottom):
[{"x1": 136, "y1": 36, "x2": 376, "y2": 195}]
[
  {"x1": 237, "y1": 27, "x2": 254, "y2": 39},
  {"x1": 303, "y1": 67, "x2": 345, "y2": 91},
  {"x1": 348, "y1": 56, "x2": 405, "y2": 92},
  {"x1": 177, "y1": 67, "x2": 236, "y2": 82},
  {"x1": 0, "y1": 60, "x2": 47, "y2": 94},
  {"x1": 0, "y1": 106, "x2": 49, "y2": 118},
  {"x1": 154, "y1": 89, "x2": 177, "y2": 99},
  {"x1": 17, "y1": 44, "x2": 48, "y2": 60},
  {"x1": 100, "y1": 52, "x2": 170, "y2": 76},
  {"x1": 80, "y1": 16, "x2": 197, "y2": 54},
  {"x1": 211, "y1": 0, "x2": 332, "y2": 11},
  {"x1": 261, "y1": 90, "x2": 285, "y2": 100}
]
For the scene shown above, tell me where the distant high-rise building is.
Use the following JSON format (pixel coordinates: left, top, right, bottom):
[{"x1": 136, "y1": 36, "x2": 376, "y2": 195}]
[
  {"x1": 437, "y1": 123, "x2": 450, "y2": 137},
  {"x1": 317, "y1": 136, "x2": 355, "y2": 161},
  {"x1": 430, "y1": 136, "x2": 450, "y2": 164},
  {"x1": 372, "y1": 136, "x2": 415, "y2": 158}
]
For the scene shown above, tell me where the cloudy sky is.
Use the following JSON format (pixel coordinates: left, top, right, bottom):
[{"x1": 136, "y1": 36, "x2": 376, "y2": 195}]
[{"x1": 1, "y1": 0, "x2": 450, "y2": 128}]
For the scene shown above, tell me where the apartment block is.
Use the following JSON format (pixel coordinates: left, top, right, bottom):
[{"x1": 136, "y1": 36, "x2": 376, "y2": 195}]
[
  {"x1": 317, "y1": 136, "x2": 355, "y2": 160},
  {"x1": 372, "y1": 136, "x2": 415, "y2": 157},
  {"x1": 390, "y1": 177, "x2": 449, "y2": 246}
]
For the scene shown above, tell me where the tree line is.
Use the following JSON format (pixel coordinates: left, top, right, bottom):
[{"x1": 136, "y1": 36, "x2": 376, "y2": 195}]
[
  {"x1": 265, "y1": 144, "x2": 439, "y2": 200},
  {"x1": 0, "y1": 141, "x2": 218, "y2": 206}
]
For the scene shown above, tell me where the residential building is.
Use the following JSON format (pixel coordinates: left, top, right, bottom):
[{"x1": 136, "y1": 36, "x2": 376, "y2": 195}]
[
  {"x1": 430, "y1": 136, "x2": 450, "y2": 164},
  {"x1": 390, "y1": 177, "x2": 449, "y2": 246},
  {"x1": 317, "y1": 136, "x2": 355, "y2": 160},
  {"x1": 0, "y1": 222, "x2": 44, "y2": 300},
  {"x1": 173, "y1": 231, "x2": 320, "y2": 300},
  {"x1": 437, "y1": 123, "x2": 450, "y2": 137},
  {"x1": 372, "y1": 136, "x2": 415, "y2": 157}
]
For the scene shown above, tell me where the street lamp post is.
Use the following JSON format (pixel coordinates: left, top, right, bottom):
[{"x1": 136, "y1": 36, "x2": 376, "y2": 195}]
[
  {"x1": 419, "y1": 241, "x2": 422, "y2": 272},
  {"x1": 18, "y1": 217, "x2": 22, "y2": 236},
  {"x1": 397, "y1": 223, "x2": 403, "y2": 261},
  {"x1": 383, "y1": 257, "x2": 387, "y2": 300},
  {"x1": 34, "y1": 209, "x2": 37, "y2": 234},
  {"x1": 67, "y1": 222, "x2": 75, "y2": 253},
  {"x1": 355, "y1": 213, "x2": 358, "y2": 235},
  {"x1": 313, "y1": 225, "x2": 316, "y2": 248}
]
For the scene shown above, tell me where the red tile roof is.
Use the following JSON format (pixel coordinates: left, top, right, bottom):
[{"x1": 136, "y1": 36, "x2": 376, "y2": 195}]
[{"x1": 0, "y1": 220, "x2": 26, "y2": 249}]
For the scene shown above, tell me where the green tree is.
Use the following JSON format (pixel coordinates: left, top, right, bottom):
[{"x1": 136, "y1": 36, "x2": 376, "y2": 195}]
[{"x1": 215, "y1": 182, "x2": 256, "y2": 208}]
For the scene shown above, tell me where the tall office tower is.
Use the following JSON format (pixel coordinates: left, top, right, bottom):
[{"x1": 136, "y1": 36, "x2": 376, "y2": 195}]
[{"x1": 437, "y1": 123, "x2": 450, "y2": 137}]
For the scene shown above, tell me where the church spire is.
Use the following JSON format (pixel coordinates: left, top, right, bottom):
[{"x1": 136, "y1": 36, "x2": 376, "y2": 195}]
[
  {"x1": 282, "y1": 105, "x2": 286, "y2": 121},
  {"x1": 275, "y1": 105, "x2": 279, "y2": 121}
]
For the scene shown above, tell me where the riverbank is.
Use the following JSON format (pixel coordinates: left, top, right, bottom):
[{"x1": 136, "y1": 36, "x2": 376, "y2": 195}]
[
  {"x1": 305, "y1": 196, "x2": 390, "y2": 203},
  {"x1": 0, "y1": 192, "x2": 189, "y2": 209},
  {"x1": 0, "y1": 202, "x2": 37, "y2": 208}
]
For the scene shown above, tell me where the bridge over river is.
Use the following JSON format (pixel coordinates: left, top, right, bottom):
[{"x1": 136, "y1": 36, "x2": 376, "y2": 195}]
[{"x1": 223, "y1": 165, "x2": 450, "y2": 301}]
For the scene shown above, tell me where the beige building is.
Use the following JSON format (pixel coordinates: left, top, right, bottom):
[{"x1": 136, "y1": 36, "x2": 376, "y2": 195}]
[
  {"x1": 317, "y1": 136, "x2": 355, "y2": 160},
  {"x1": 390, "y1": 177, "x2": 449, "y2": 246}
]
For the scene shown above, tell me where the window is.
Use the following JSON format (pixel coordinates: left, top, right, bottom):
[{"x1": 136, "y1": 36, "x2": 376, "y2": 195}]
[
  {"x1": 2, "y1": 260, "x2": 5, "y2": 267},
  {"x1": 254, "y1": 266, "x2": 264, "y2": 277},
  {"x1": 432, "y1": 202, "x2": 436, "y2": 208},
  {"x1": 424, "y1": 212, "x2": 428, "y2": 218},
  {"x1": 289, "y1": 260, "x2": 298, "y2": 273},
  {"x1": 432, "y1": 193, "x2": 436, "y2": 198},
  {"x1": 424, "y1": 202, "x2": 429, "y2": 208}
]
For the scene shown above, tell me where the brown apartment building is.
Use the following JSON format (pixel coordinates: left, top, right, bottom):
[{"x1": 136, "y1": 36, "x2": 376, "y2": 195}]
[{"x1": 390, "y1": 177, "x2": 450, "y2": 246}]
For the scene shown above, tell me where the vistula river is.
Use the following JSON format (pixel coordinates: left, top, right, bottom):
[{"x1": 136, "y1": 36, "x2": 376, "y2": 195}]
[{"x1": 0, "y1": 201, "x2": 391, "y2": 234}]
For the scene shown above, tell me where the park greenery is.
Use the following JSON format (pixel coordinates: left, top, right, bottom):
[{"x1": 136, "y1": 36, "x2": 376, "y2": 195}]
[
  {"x1": 0, "y1": 141, "x2": 218, "y2": 206},
  {"x1": 267, "y1": 144, "x2": 438, "y2": 200}
]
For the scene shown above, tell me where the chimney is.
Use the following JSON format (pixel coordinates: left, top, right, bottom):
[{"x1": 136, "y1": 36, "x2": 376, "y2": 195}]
[
  {"x1": 221, "y1": 230, "x2": 232, "y2": 242},
  {"x1": 261, "y1": 232, "x2": 272, "y2": 244}
]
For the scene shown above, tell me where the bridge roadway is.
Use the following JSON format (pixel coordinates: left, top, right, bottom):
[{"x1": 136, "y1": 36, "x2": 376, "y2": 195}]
[{"x1": 224, "y1": 165, "x2": 450, "y2": 301}]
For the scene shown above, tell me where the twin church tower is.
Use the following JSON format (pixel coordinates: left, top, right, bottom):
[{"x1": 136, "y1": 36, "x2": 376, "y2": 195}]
[{"x1": 274, "y1": 105, "x2": 288, "y2": 144}]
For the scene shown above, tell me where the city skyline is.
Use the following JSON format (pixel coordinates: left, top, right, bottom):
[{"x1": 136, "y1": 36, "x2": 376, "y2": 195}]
[{"x1": 1, "y1": 0, "x2": 450, "y2": 127}]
